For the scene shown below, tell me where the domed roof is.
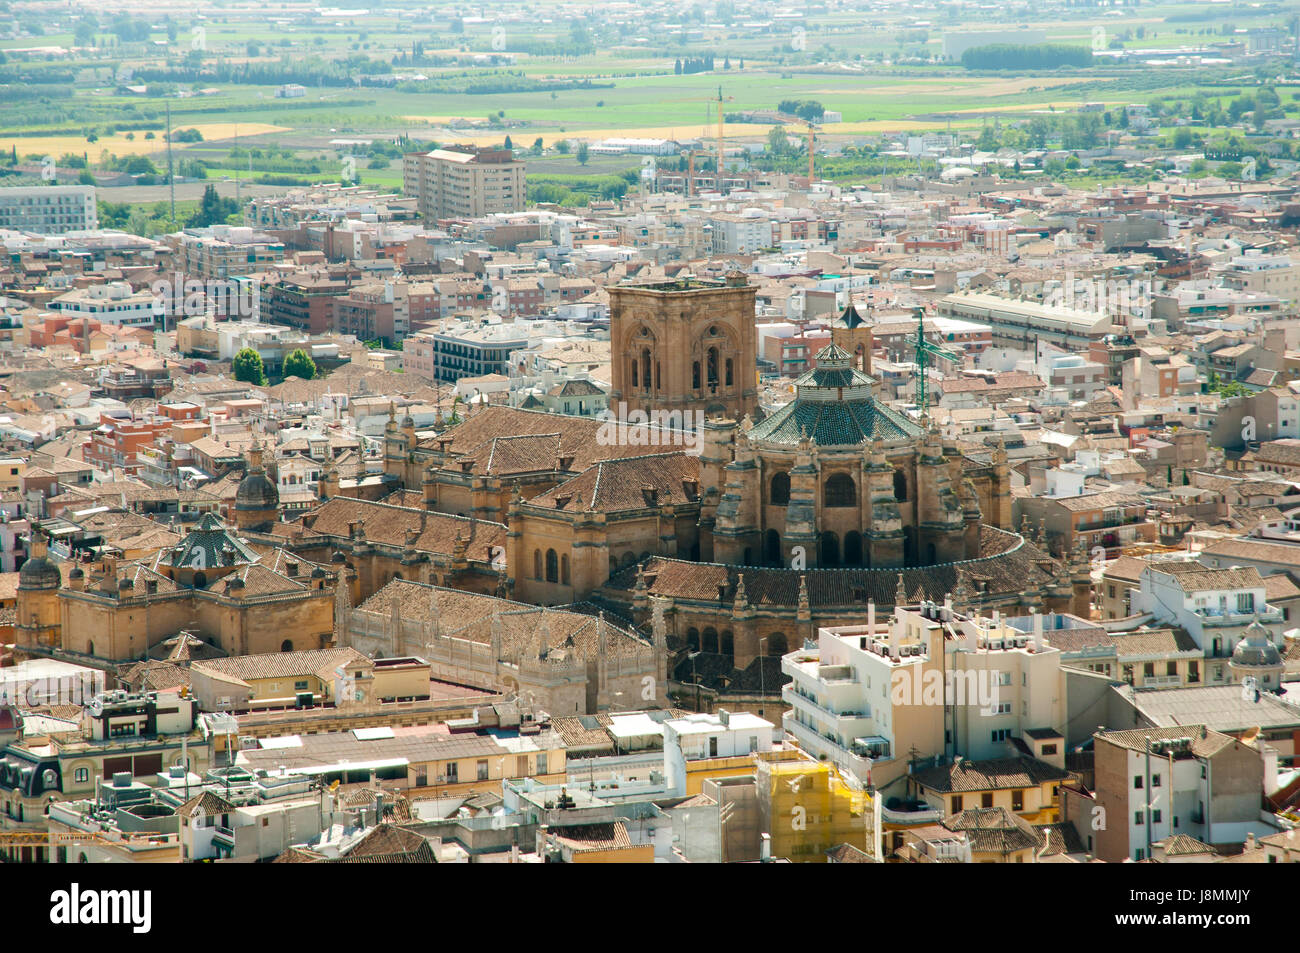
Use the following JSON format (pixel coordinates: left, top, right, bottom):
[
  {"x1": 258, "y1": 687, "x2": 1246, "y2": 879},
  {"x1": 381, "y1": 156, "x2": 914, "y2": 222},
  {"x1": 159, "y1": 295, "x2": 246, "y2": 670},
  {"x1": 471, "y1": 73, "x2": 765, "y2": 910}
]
[
  {"x1": 235, "y1": 467, "x2": 279, "y2": 511},
  {"x1": 1232, "y1": 618, "x2": 1282, "y2": 668},
  {"x1": 19, "y1": 552, "x2": 61, "y2": 590}
]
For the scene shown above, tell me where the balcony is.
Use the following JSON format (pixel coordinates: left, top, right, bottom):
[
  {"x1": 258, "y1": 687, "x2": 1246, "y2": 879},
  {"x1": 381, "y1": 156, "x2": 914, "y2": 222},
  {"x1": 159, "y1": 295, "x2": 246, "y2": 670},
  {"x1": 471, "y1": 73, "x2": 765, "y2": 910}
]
[
  {"x1": 1194, "y1": 604, "x2": 1283, "y2": 628},
  {"x1": 1140, "y1": 674, "x2": 1182, "y2": 688}
]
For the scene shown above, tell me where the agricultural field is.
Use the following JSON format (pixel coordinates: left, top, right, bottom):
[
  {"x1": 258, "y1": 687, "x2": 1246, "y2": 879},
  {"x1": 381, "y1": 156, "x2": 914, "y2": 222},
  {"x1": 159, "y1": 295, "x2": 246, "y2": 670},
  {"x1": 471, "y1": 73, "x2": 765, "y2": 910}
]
[{"x1": 1, "y1": 0, "x2": 1296, "y2": 221}]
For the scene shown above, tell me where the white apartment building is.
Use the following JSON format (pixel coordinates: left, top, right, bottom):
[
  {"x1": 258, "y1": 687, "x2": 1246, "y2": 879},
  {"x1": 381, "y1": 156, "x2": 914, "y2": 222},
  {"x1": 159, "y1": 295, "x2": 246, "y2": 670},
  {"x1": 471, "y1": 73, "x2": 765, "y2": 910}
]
[
  {"x1": 1214, "y1": 250, "x2": 1300, "y2": 303},
  {"x1": 1136, "y1": 563, "x2": 1283, "y2": 665},
  {"x1": 709, "y1": 211, "x2": 773, "y2": 255},
  {"x1": 49, "y1": 281, "x2": 164, "y2": 327},
  {"x1": 0, "y1": 185, "x2": 97, "y2": 235},
  {"x1": 662, "y1": 710, "x2": 776, "y2": 796},
  {"x1": 781, "y1": 600, "x2": 1067, "y2": 788}
]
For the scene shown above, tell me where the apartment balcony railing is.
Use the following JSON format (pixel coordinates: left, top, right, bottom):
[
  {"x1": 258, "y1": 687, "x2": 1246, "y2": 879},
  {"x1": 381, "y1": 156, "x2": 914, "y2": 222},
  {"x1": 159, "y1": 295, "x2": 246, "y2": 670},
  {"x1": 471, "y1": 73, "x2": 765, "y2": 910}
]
[
  {"x1": 1194, "y1": 605, "x2": 1283, "y2": 627},
  {"x1": 1140, "y1": 674, "x2": 1183, "y2": 688}
]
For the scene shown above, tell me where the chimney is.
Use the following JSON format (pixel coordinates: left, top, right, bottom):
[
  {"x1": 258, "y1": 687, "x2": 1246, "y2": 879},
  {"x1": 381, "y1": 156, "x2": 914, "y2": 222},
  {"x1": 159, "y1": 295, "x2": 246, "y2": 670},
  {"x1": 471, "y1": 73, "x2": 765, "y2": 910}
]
[
  {"x1": 717, "y1": 709, "x2": 729, "y2": 727},
  {"x1": 888, "y1": 616, "x2": 900, "y2": 658},
  {"x1": 760, "y1": 833, "x2": 771, "y2": 862},
  {"x1": 867, "y1": 601, "x2": 875, "y2": 633},
  {"x1": 641, "y1": 483, "x2": 659, "y2": 507},
  {"x1": 1031, "y1": 609, "x2": 1043, "y2": 651}
]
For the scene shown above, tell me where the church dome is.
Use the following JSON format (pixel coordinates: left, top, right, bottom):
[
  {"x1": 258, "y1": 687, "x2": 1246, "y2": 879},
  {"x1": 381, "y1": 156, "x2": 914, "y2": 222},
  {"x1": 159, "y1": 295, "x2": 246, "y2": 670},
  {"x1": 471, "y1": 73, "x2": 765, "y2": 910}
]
[
  {"x1": 19, "y1": 552, "x2": 61, "y2": 590},
  {"x1": 235, "y1": 466, "x2": 279, "y2": 511},
  {"x1": 1232, "y1": 618, "x2": 1282, "y2": 668}
]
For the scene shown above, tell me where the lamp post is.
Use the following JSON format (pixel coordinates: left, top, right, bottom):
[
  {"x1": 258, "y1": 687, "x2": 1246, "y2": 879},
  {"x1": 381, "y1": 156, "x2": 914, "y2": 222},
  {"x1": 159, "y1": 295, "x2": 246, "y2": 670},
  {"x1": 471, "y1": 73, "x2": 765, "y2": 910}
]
[{"x1": 688, "y1": 651, "x2": 702, "y2": 712}]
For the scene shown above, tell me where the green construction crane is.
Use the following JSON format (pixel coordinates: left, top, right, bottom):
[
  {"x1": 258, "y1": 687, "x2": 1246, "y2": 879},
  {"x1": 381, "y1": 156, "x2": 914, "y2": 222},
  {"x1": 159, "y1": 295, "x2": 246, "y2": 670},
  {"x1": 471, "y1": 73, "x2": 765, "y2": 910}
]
[{"x1": 912, "y1": 306, "x2": 959, "y2": 421}]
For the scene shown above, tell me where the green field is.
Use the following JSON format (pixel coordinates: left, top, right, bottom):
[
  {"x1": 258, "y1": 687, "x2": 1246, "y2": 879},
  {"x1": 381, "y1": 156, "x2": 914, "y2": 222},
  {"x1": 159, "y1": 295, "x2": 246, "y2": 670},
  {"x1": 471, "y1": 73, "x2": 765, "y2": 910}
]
[{"x1": 2, "y1": 0, "x2": 1296, "y2": 220}]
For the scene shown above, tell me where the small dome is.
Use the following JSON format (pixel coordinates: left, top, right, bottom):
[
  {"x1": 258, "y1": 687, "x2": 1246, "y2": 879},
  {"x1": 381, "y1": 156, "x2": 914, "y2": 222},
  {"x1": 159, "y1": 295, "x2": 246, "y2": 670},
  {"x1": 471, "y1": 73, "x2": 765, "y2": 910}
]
[
  {"x1": 1232, "y1": 619, "x2": 1282, "y2": 668},
  {"x1": 19, "y1": 553, "x2": 61, "y2": 590},
  {"x1": 69, "y1": 566, "x2": 84, "y2": 579},
  {"x1": 235, "y1": 467, "x2": 279, "y2": 511},
  {"x1": 401, "y1": 414, "x2": 415, "y2": 429}
]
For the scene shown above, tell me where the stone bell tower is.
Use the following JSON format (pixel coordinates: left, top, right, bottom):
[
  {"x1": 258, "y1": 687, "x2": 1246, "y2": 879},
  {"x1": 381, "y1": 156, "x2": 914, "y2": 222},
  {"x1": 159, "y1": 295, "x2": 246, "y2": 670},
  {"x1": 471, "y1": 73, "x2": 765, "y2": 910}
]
[{"x1": 608, "y1": 272, "x2": 758, "y2": 422}]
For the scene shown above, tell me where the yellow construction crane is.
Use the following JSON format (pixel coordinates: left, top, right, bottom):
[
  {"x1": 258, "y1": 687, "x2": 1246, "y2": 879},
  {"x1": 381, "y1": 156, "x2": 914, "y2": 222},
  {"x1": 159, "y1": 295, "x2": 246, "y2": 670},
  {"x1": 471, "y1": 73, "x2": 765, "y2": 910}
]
[{"x1": 670, "y1": 91, "x2": 734, "y2": 195}]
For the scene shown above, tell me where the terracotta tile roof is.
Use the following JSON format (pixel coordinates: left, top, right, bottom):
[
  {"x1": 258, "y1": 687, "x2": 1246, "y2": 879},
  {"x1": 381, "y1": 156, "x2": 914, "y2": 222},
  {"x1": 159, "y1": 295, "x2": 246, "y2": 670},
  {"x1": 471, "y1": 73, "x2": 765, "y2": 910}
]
[
  {"x1": 551, "y1": 821, "x2": 632, "y2": 852},
  {"x1": 530, "y1": 452, "x2": 700, "y2": 512},
  {"x1": 911, "y1": 756, "x2": 1070, "y2": 794},
  {"x1": 1098, "y1": 725, "x2": 1236, "y2": 757},
  {"x1": 358, "y1": 579, "x2": 652, "y2": 661},
  {"x1": 1035, "y1": 822, "x2": 1085, "y2": 856},
  {"x1": 1158, "y1": 833, "x2": 1216, "y2": 856},
  {"x1": 304, "y1": 496, "x2": 506, "y2": 562},
  {"x1": 192, "y1": 647, "x2": 368, "y2": 684},
  {"x1": 941, "y1": 807, "x2": 1039, "y2": 854},
  {"x1": 1147, "y1": 562, "x2": 1263, "y2": 592},
  {"x1": 420, "y1": 405, "x2": 696, "y2": 472},
  {"x1": 176, "y1": 790, "x2": 237, "y2": 818},
  {"x1": 1199, "y1": 537, "x2": 1300, "y2": 568},
  {"x1": 1110, "y1": 628, "x2": 1199, "y2": 657}
]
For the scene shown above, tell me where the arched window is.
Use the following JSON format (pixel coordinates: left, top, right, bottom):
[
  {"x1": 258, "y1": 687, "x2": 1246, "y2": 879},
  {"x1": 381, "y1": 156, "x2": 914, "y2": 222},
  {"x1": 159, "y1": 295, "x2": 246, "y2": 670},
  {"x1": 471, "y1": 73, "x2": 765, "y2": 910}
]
[
  {"x1": 702, "y1": 628, "x2": 719, "y2": 654},
  {"x1": 545, "y1": 549, "x2": 559, "y2": 583},
  {"x1": 74, "y1": 768, "x2": 88, "y2": 783},
  {"x1": 687, "y1": 628, "x2": 700, "y2": 652},
  {"x1": 693, "y1": 361, "x2": 701, "y2": 390},
  {"x1": 770, "y1": 471, "x2": 790, "y2": 506},
  {"x1": 630, "y1": 357, "x2": 639, "y2": 388},
  {"x1": 560, "y1": 554, "x2": 570, "y2": 586},
  {"x1": 725, "y1": 357, "x2": 734, "y2": 387},
  {"x1": 768, "y1": 633, "x2": 788, "y2": 656},
  {"x1": 825, "y1": 473, "x2": 856, "y2": 507},
  {"x1": 903, "y1": 526, "x2": 916, "y2": 567},
  {"x1": 86, "y1": 641, "x2": 94, "y2": 657},
  {"x1": 844, "y1": 531, "x2": 863, "y2": 567},
  {"x1": 534, "y1": 550, "x2": 543, "y2": 580},
  {"x1": 721, "y1": 631, "x2": 734, "y2": 662},
  {"x1": 926, "y1": 542, "x2": 937, "y2": 564},
  {"x1": 764, "y1": 529, "x2": 782, "y2": 566},
  {"x1": 655, "y1": 361, "x2": 661, "y2": 389},
  {"x1": 707, "y1": 347, "x2": 719, "y2": 387},
  {"x1": 821, "y1": 531, "x2": 840, "y2": 566},
  {"x1": 641, "y1": 349, "x2": 652, "y2": 392},
  {"x1": 621, "y1": 552, "x2": 636, "y2": 568},
  {"x1": 280, "y1": 639, "x2": 293, "y2": 652},
  {"x1": 894, "y1": 468, "x2": 908, "y2": 502}
]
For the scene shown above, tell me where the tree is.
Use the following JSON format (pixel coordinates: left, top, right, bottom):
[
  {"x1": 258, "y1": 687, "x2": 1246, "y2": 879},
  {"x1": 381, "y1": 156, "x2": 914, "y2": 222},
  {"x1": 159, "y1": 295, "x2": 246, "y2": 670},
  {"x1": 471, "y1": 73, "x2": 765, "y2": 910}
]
[
  {"x1": 503, "y1": 135, "x2": 513, "y2": 151},
  {"x1": 675, "y1": 58, "x2": 682, "y2": 75},
  {"x1": 531, "y1": 137, "x2": 544, "y2": 155},
  {"x1": 556, "y1": 139, "x2": 570, "y2": 154},
  {"x1": 232, "y1": 347, "x2": 267, "y2": 386},
  {"x1": 576, "y1": 141, "x2": 589, "y2": 165},
  {"x1": 282, "y1": 348, "x2": 316, "y2": 381}
]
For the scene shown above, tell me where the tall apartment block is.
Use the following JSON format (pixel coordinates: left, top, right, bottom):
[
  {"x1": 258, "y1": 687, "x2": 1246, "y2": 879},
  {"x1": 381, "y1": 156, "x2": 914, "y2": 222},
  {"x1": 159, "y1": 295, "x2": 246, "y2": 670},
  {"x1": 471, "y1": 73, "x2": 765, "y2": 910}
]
[
  {"x1": 402, "y1": 146, "x2": 526, "y2": 221},
  {"x1": 0, "y1": 185, "x2": 98, "y2": 235}
]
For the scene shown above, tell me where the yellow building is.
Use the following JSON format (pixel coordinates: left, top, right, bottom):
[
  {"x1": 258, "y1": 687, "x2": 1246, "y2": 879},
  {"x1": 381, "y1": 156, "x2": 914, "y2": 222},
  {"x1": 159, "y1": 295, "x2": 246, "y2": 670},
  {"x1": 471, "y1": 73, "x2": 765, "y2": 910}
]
[
  {"x1": 188, "y1": 649, "x2": 431, "y2": 711},
  {"x1": 907, "y1": 755, "x2": 1070, "y2": 824},
  {"x1": 756, "y1": 756, "x2": 881, "y2": 862}
]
